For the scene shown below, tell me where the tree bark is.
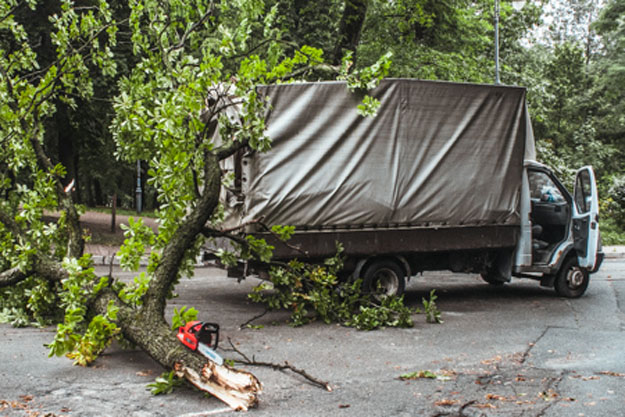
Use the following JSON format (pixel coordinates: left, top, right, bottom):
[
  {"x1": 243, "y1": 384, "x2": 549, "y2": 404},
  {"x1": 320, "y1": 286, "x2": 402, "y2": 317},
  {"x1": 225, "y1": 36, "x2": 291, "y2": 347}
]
[
  {"x1": 333, "y1": 0, "x2": 368, "y2": 66},
  {"x1": 0, "y1": 257, "x2": 67, "y2": 288}
]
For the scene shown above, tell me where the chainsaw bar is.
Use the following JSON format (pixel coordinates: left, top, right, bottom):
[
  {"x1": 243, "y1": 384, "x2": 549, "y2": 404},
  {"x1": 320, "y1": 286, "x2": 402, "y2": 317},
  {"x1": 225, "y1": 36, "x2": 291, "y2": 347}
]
[{"x1": 197, "y1": 342, "x2": 224, "y2": 365}]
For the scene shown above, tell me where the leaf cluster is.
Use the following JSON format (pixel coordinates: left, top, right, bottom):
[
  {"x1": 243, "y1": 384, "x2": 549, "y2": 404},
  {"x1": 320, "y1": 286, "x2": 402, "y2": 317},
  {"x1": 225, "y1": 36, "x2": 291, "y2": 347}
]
[
  {"x1": 170, "y1": 305, "x2": 199, "y2": 330},
  {"x1": 47, "y1": 255, "x2": 120, "y2": 366},
  {"x1": 147, "y1": 370, "x2": 184, "y2": 395},
  {"x1": 338, "y1": 50, "x2": 392, "y2": 117},
  {"x1": 249, "y1": 245, "x2": 415, "y2": 330},
  {"x1": 0, "y1": 276, "x2": 59, "y2": 327},
  {"x1": 0, "y1": 0, "x2": 121, "y2": 330},
  {"x1": 422, "y1": 289, "x2": 442, "y2": 324}
]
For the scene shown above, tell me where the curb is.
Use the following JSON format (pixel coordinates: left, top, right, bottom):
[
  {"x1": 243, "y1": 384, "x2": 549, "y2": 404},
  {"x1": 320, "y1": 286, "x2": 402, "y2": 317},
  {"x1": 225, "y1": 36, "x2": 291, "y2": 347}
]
[
  {"x1": 603, "y1": 246, "x2": 625, "y2": 259},
  {"x1": 91, "y1": 255, "x2": 123, "y2": 266}
]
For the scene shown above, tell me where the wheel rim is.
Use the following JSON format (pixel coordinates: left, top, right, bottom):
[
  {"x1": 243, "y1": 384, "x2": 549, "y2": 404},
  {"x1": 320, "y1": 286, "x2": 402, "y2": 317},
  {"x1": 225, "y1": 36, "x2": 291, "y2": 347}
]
[
  {"x1": 566, "y1": 267, "x2": 585, "y2": 289},
  {"x1": 372, "y1": 268, "x2": 399, "y2": 295}
]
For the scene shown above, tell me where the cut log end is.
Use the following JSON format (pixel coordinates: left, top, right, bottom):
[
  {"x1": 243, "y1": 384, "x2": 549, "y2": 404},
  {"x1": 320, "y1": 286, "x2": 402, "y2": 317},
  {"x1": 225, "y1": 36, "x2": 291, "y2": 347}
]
[{"x1": 175, "y1": 361, "x2": 262, "y2": 411}]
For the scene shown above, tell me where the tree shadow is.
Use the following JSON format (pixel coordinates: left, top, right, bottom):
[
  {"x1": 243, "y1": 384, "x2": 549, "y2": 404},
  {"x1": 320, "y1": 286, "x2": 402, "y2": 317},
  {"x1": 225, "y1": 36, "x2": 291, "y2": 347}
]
[{"x1": 402, "y1": 274, "x2": 558, "y2": 309}]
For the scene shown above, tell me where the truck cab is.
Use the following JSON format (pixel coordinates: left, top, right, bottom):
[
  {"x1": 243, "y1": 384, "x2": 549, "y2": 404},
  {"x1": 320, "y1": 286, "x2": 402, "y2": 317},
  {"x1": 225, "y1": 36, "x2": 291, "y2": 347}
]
[{"x1": 513, "y1": 161, "x2": 604, "y2": 297}]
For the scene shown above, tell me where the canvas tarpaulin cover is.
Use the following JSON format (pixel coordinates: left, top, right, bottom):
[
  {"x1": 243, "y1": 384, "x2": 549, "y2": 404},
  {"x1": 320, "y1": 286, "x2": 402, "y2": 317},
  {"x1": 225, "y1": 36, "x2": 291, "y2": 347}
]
[{"x1": 231, "y1": 79, "x2": 532, "y2": 231}]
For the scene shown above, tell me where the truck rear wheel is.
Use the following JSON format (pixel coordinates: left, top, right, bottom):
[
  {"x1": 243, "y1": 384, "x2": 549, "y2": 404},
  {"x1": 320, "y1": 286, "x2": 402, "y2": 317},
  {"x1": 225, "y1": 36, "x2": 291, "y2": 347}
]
[
  {"x1": 480, "y1": 272, "x2": 505, "y2": 286},
  {"x1": 362, "y1": 260, "x2": 406, "y2": 298},
  {"x1": 554, "y1": 257, "x2": 589, "y2": 298}
]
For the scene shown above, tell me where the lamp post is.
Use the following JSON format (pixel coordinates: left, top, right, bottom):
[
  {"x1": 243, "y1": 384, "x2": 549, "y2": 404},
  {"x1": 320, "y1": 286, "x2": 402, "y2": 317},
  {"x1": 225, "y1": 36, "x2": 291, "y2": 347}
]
[
  {"x1": 494, "y1": 0, "x2": 501, "y2": 84},
  {"x1": 136, "y1": 160, "x2": 142, "y2": 214}
]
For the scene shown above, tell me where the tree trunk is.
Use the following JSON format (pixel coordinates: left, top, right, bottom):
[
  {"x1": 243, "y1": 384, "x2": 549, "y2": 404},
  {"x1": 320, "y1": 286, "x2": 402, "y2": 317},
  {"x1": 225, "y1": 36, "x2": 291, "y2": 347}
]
[
  {"x1": 333, "y1": 0, "x2": 368, "y2": 66},
  {"x1": 93, "y1": 289, "x2": 261, "y2": 410},
  {"x1": 143, "y1": 153, "x2": 222, "y2": 318}
]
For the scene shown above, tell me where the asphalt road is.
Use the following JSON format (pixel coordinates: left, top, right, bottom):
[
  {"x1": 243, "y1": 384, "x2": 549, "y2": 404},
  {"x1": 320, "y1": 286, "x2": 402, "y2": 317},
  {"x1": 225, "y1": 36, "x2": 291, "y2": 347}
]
[{"x1": 1, "y1": 259, "x2": 624, "y2": 417}]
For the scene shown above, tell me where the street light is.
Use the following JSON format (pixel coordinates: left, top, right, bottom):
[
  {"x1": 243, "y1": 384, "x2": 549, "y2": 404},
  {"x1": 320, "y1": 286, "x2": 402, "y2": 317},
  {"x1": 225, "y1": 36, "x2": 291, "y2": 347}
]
[
  {"x1": 136, "y1": 159, "x2": 142, "y2": 214},
  {"x1": 495, "y1": 1, "x2": 526, "y2": 84},
  {"x1": 494, "y1": 0, "x2": 501, "y2": 84}
]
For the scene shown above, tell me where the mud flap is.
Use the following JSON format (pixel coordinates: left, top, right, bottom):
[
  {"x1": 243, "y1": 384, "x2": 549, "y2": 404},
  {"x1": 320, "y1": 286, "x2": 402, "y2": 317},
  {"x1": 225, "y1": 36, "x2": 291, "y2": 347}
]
[{"x1": 486, "y1": 249, "x2": 513, "y2": 283}]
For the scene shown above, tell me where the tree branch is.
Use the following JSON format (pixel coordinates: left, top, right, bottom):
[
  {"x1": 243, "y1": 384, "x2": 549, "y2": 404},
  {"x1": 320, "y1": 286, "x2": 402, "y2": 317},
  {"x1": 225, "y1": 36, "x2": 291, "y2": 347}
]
[
  {"x1": 239, "y1": 309, "x2": 269, "y2": 329},
  {"x1": 0, "y1": 267, "x2": 27, "y2": 287},
  {"x1": 0, "y1": 61, "x2": 15, "y2": 98},
  {"x1": 202, "y1": 226, "x2": 249, "y2": 246},
  {"x1": 167, "y1": 2, "x2": 217, "y2": 53},
  {"x1": 0, "y1": 211, "x2": 68, "y2": 287},
  {"x1": 216, "y1": 138, "x2": 250, "y2": 161},
  {"x1": 256, "y1": 222, "x2": 309, "y2": 257},
  {"x1": 227, "y1": 38, "x2": 300, "y2": 60},
  {"x1": 92, "y1": 288, "x2": 260, "y2": 411},
  {"x1": 0, "y1": 4, "x2": 19, "y2": 24},
  {"x1": 226, "y1": 338, "x2": 332, "y2": 392},
  {"x1": 0, "y1": 257, "x2": 68, "y2": 288},
  {"x1": 144, "y1": 152, "x2": 221, "y2": 317},
  {"x1": 26, "y1": 122, "x2": 84, "y2": 257},
  {"x1": 205, "y1": 219, "x2": 309, "y2": 258},
  {"x1": 280, "y1": 63, "x2": 340, "y2": 81}
]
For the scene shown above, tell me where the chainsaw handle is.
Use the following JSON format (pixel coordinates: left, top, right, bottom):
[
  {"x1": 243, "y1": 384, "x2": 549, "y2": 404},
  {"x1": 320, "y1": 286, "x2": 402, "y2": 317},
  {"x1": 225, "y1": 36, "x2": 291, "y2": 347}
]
[{"x1": 201, "y1": 322, "x2": 219, "y2": 349}]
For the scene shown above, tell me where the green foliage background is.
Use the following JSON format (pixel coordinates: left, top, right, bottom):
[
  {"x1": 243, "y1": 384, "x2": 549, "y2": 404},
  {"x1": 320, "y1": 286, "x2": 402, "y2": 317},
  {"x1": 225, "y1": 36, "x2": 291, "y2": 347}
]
[{"x1": 3, "y1": 0, "x2": 623, "y2": 232}]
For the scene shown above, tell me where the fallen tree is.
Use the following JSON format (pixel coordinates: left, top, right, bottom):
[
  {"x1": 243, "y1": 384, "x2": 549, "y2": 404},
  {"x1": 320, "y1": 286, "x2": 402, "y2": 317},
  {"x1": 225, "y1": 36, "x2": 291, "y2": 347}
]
[
  {"x1": 0, "y1": 0, "x2": 401, "y2": 410},
  {"x1": 0, "y1": 0, "x2": 320, "y2": 410}
]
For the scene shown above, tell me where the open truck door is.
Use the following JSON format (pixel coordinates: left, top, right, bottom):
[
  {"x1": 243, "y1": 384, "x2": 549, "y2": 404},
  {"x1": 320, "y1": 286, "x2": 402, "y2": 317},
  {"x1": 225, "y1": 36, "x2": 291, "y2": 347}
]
[{"x1": 573, "y1": 166, "x2": 600, "y2": 271}]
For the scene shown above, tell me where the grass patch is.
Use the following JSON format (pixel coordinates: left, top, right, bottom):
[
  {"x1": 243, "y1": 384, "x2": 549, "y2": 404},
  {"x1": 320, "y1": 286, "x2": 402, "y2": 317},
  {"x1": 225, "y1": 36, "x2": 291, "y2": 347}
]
[
  {"x1": 85, "y1": 228, "x2": 126, "y2": 247},
  {"x1": 601, "y1": 217, "x2": 625, "y2": 245},
  {"x1": 88, "y1": 206, "x2": 157, "y2": 218}
]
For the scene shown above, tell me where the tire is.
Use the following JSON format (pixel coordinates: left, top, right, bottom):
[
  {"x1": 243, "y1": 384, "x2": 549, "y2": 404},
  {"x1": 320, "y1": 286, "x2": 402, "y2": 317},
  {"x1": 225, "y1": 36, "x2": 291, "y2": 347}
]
[
  {"x1": 480, "y1": 250, "x2": 512, "y2": 286},
  {"x1": 362, "y1": 260, "x2": 406, "y2": 298},
  {"x1": 480, "y1": 273, "x2": 505, "y2": 286},
  {"x1": 554, "y1": 257, "x2": 589, "y2": 298}
]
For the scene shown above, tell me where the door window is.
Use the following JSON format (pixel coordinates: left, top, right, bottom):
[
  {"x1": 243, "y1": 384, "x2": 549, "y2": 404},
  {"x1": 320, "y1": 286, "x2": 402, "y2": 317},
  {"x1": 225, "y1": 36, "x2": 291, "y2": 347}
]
[
  {"x1": 574, "y1": 170, "x2": 592, "y2": 214},
  {"x1": 528, "y1": 171, "x2": 565, "y2": 203}
]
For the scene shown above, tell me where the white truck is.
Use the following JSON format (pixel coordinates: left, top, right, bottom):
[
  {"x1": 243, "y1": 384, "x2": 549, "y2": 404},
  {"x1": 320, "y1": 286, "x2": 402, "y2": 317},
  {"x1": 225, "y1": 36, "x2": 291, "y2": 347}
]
[{"x1": 218, "y1": 79, "x2": 603, "y2": 298}]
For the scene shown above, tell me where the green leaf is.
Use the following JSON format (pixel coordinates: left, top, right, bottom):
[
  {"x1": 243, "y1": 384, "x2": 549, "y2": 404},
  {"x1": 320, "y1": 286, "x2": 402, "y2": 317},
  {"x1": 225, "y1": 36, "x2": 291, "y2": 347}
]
[
  {"x1": 147, "y1": 371, "x2": 184, "y2": 395},
  {"x1": 171, "y1": 306, "x2": 198, "y2": 330},
  {"x1": 400, "y1": 370, "x2": 439, "y2": 380}
]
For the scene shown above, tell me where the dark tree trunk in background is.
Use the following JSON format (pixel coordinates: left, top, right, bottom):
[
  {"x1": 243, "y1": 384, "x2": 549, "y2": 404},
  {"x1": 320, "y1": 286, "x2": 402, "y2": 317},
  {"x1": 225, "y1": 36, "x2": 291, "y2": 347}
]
[
  {"x1": 73, "y1": 149, "x2": 81, "y2": 203},
  {"x1": 56, "y1": 103, "x2": 78, "y2": 193},
  {"x1": 94, "y1": 179, "x2": 104, "y2": 206},
  {"x1": 333, "y1": 0, "x2": 368, "y2": 66}
]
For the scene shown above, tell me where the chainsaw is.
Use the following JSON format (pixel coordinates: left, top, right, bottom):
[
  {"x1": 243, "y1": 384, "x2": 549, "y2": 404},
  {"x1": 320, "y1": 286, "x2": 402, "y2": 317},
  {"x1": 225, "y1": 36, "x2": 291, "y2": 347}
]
[{"x1": 176, "y1": 321, "x2": 223, "y2": 365}]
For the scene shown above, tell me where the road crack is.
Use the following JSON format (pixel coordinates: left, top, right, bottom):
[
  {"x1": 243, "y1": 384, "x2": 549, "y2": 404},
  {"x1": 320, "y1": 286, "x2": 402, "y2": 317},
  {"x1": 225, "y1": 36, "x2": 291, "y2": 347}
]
[
  {"x1": 535, "y1": 373, "x2": 564, "y2": 416},
  {"x1": 607, "y1": 277, "x2": 625, "y2": 331},
  {"x1": 520, "y1": 327, "x2": 550, "y2": 364}
]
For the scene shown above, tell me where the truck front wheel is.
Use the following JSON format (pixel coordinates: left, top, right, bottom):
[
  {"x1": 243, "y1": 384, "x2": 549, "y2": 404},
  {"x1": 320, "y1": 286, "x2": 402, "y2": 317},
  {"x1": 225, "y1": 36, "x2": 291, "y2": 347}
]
[
  {"x1": 362, "y1": 260, "x2": 406, "y2": 298},
  {"x1": 554, "y1": 257, "x2": 589, "y2": 298}
]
